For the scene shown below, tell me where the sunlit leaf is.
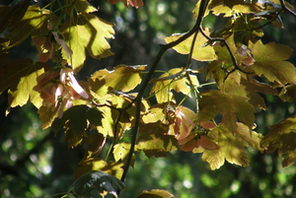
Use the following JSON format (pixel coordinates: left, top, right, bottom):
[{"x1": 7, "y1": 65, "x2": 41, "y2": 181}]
[
  {"x1": 8, "y1": 68, "x2": 44, "y2": 108},
  {"x1": 75, "y1": 160, "x2": 124, "y2": 179},
  {"x1": 202, "y1": 124, "x2": 250, "y2": 170},
  {"x1": 62, "y1": 12, "x2": 114, "y2": 70},
  {"x1": 113, "y1": 142, "x2": 131, "y2": 162},
  {"x1": 151, "y1": 68, "x2": 198, "y2": 103},
  {"x1": 142, "y1": 106, "x2": 166, "y2": 124},
  {"x1": 209, "y1": 0, "x2": 262, "y2": 17},
  {"x1": 0, "y1": 56, "x2": 43, "y2": 94},
  {"x1": 75, "y1": 0, "x2": 98, "y2": 13},
  {"x1": 90, "y1": 65, "x2": 146, "y2": 96},
  {"x1": 249, "y1": 40, "x2": 296, "y2": 85},
  {"x1": 164, "y1": 30, "x2": 217, "y2": 61},
  {"x1": 5, "y1": 5, "x2": 52, "y2": 48},
  {"x1": 198, "y1": 90, "x2": 255, "y2": 130},
  {"x1": 221, "y1": 71, "x2": 276, "y2": 110},
  {"x1": 136, "y1": 122, "x2": 178, "y2": 157}
]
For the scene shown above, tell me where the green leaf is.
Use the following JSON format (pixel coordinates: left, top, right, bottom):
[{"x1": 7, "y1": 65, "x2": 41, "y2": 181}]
[
  {"x1": 8, "y1": 68, "x2": 44, "y2": 108},
  {"x1": 137, "y1": 189, "x2": 175, "y2": 198},
  {"x1": 262, "y1": 115, "x2": 296, "y2": 167},
  {"x1": 62, "y1": 12, "x2": 114, "y2": 70},
  {"x1": 72, "y1": 171, "x2": 124, "y2": 198},
  {"x1": 164, "y1": 30, "x2": 217, "y2": 61},
  {"x1": 249, "y1": 40, "x2": 296, "y2": 85}
]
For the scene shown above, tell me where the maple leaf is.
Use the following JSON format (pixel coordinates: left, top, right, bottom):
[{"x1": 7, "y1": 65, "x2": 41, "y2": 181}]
[
  {"x1": 150, "y1": 68, "x2": 199, "y2": 103},
  {"x1": 4, "y1": 5, "x2": 53, "y2": 48},
  {"x1": 53, "y1": 105, "x2": 103, "y2": 148},
  {"x1": 249, "y1": 40, "x2": 296, "y2": 85},
  {"x1": 0, "y1": 56, "x2": 44, "y2": 93},
  {"x1": 89, "y1": 65, "x2": 146, "y2": 96},
  {"x1": 164, "y1": 30, "x2": 217, "y2": 62},
  {"x1": 208, "y1": 0, "x2": 262, "y2": 17},
  {"x1": 262, "y1": 115, "x2": 296, "y2": 167},
  {"x1": 8, "y1": 68, "x2": 44, "y2": 109},
  {"x1": 202, "y1": 123, "x2": 262, "y2": 170},
  {"x1": 136, "y1": 122, "x2": 178, "y2": 157},
  {"x1": 220, "y1": 71, "x2": 276, "y2": 110},
  {"x1": 198, "y1": 90, "x2": 255, "y2": 131},
  {"x1": 62, "y1": 12, "x2": 114, "y2": 70}
]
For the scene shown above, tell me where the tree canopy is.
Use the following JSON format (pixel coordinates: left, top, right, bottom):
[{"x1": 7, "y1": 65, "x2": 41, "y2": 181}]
[{"x1": 1, "y1": 0, "x2": 296, "y2": 197}]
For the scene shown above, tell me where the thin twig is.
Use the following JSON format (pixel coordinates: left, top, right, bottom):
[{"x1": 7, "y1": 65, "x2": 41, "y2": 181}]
[
  {"x1": 280, "y1": 0, "x2": 296, "y2": 16},
  {"x1": 120, "y1": 0, "x2": 209, "y2": 183},
  {"x1": 199, "y1": 27, "x2": 252, "y2": 79}
]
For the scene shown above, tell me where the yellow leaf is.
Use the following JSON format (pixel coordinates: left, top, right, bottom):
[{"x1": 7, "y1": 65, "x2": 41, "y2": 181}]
[
  {"x1": 151, "y1": 68, "x2": 199, "y2": 103},
  {"x1": 209, "y1": 0, "x2": 261, "y2": 17},
  {"x1": 164, "y1": 30, "x2": 217, "y2": 61},
  {"x1": 7, "y1": 5, "x2": 52, "y2": 47},
  {"x1": 8, "y1": 68, "x2": 44, "y2": 108},
  {"x1": 75, "y1": 0, "x2": 98, "y2": 13},
  {"x1": 198, "y1": 90, "x2": 255, "y2": 129},
  {"x1": 142, "y1": 106, "x2": 166, "y2": 124},
  {"x1": 202, "y1": 124, "x2": 250, "y2": 170},
  {"x1": 249, "y1": 40, "x2": 296, "y2": 85},
  {"x1": 62, "y1": 13, "x2": 114, "y2": 70},
  {"x1": 75, "y1": 160, "x2": 123, "y2": 179},
  {"x1": 89, "y1": 65, "x2": 146, "y2": 96},
  {"x1": 113, "y1": 143, "x2": 131, "y2": 162}
]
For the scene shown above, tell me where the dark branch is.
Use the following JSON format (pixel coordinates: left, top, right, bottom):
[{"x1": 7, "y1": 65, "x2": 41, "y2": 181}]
[
  {"x1": 120, "y1": 0, "x2": 210, "y2": 183},
  {"x1": 280, "y1": 0, "x2": 296, "y2": 17},
  {"x1": 199, "y1": 27, "x2": 253, "y2": 79}
]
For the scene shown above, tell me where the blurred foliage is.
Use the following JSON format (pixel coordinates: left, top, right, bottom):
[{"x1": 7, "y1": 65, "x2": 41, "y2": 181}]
[{"x1": 0, "y1": 0, "x2": 296, "y2": 198}]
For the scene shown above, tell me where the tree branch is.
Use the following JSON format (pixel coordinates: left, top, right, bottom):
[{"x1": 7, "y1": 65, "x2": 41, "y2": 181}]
[
  {"x1": 120, "y1": 0, "x2": 210, "y2": 183},
  {"x1": 199, "y1": 27, "x2": 252, "y2": 79},
  {"x1": 280, "y1": 0, "x2": 296, "y2": 17}
]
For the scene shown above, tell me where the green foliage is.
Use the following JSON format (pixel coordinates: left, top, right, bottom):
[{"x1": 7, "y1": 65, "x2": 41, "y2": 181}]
[{"x1": 1, "y1": 0, "x2": 296, "y2": 197}]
